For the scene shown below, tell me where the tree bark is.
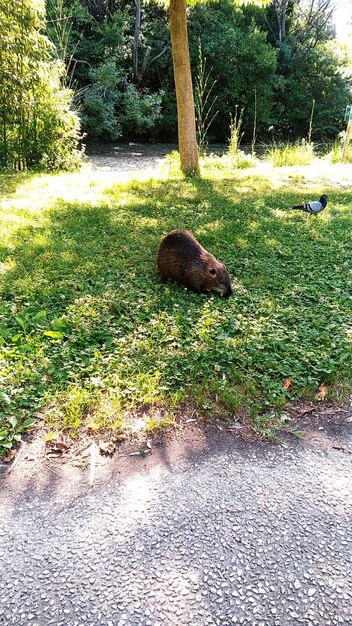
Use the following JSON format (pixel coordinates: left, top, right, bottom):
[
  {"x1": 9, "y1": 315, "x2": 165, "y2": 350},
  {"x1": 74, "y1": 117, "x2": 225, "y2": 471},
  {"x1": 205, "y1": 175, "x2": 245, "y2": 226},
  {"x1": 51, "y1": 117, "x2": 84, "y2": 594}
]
[
  {"x1": 169, "y1": 0, "x2": 199, "y2": 175},
  {"x1": 342, "y1": 120, "x2": 352, "y2": 163},
  {"x1": 133, "y1": 0, "x2": 141, "y2": 83}
]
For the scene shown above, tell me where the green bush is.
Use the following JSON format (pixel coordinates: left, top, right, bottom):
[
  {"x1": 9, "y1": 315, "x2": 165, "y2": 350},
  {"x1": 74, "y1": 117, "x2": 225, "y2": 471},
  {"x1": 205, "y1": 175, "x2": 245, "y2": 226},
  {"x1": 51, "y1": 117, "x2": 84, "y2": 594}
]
[
  {"x1": 80, "y1": 61, "x2": 122, "y2": 140},
  {"x1": 0, "y1": 0, "x2": 83, "y2": 171},
  {"x1": 119, "y1": 85, "x2": 164, "y2": 137},
  {"x1": 32, "y1": 62, "x2": 83, "y2": 171}
]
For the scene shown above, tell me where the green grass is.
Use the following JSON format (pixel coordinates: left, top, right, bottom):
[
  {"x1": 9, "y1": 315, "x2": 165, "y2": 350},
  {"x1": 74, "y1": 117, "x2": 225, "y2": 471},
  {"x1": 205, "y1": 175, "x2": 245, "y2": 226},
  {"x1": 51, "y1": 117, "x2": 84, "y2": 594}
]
[
  {"x1": 0, "y1": 160, "x2": 352, "y2": 451},
  {"x1": 266, "y1": 142, "x2": 314, "y2": 166},
  {"x1": 325, "y1": 141, "x2": 352, "y2": 164}
]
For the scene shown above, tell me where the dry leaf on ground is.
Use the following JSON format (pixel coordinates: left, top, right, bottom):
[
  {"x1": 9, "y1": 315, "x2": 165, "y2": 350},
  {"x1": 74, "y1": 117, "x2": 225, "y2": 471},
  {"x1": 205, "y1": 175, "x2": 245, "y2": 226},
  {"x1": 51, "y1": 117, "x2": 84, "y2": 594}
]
[
  {"x1": 316, "y1": 383, "x2": 328, "y2": 401},
  {"x1": 282, "y1": 378, "x2": 292, "y2": 391},
  {"x1": 3, "y1": 449, "x2": 16, "y2": 463},
  {"x1": 46, "y1": 441, "x2": 70, "y2": 454},
  {"x1": 114, "y1": 434, "x2": 126, "y2": 442},
  {"x1": 99, "y1": 441, "x2": 116, "y2": 455}
]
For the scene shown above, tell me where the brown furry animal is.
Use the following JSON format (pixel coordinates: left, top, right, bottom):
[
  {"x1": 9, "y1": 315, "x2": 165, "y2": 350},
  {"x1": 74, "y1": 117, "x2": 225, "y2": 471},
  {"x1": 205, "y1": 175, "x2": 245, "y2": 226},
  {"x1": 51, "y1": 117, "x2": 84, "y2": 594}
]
[{"x1": 156, "y1": 230, "x2": 232, "y2": 297}]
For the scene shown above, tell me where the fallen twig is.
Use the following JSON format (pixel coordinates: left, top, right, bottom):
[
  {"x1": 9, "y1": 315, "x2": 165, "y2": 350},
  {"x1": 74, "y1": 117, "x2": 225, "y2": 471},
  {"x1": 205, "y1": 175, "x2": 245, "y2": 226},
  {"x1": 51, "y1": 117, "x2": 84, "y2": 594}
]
[
  {"x1": 332, "y1": 445, "x2": 352, "y2": 454},
  {"x1": 7, "y1": 444, "x2": 24, "y2": 475},
  {"x1": 89, "y1": 442, "x2": 97, "y2": 487}
]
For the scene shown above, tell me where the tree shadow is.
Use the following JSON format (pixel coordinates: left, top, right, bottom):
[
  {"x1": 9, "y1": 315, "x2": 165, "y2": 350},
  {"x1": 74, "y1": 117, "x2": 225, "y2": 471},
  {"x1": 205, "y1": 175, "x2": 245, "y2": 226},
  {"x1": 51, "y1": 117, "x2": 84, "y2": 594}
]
[
  {"x1": 1, "y1": 420, "x2": 352, "y2": 625},
  {"x1": 1, "y1": 169, "x2": 351, "y2": 624},
  {"x1": 1, "y1": 173, "x2": 351, "y2": 433},
  {"x1": 0, "y1": 170, "x2": 36, "y2": 197}
]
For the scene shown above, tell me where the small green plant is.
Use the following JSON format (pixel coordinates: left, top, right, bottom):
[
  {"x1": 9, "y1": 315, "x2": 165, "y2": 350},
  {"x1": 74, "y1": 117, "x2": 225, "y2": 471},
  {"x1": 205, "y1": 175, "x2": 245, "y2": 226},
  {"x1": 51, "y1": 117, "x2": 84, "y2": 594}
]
[
  {"x1": 45, "y1": 387, "x2": 96, "y2": 436},
  {"x1": 226, "y1": 106, "x2": 256, "y2": 169},
  {"x1": 228, "y1": 106, "x2": 244, "y2": 160},
  {"x1": 194, "y1": 41, "x2": 219, "y2": 156},
  {"x1": 0, "y1": 413, "x2": 35, "y2": 457},
  {"x1": 144, "y1": 414, "x2": 175, "y2": 433},
  {"x1": 251, "y1": 411, "x2": 294, "y2": 443}
]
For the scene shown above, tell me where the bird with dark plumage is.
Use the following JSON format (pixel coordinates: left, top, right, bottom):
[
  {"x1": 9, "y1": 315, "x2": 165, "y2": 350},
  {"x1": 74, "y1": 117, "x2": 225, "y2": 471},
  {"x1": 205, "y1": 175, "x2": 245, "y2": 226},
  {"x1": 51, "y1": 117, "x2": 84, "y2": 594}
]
[{"x1": 292, "y1": 194, "x2": 328, "y2": 215}]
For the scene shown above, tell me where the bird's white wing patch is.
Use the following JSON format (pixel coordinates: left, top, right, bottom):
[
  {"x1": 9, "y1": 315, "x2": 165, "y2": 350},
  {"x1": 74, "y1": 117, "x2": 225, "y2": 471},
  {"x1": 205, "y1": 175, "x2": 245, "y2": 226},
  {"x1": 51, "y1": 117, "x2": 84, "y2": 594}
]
[{"x1": 309, "y1": 201, "x2": 322, "y2": 212}]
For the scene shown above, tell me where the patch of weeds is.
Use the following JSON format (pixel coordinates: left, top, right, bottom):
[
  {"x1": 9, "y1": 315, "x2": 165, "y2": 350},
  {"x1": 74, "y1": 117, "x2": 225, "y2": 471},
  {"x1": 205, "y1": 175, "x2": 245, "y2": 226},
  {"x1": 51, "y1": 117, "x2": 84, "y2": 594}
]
[
  {"x1": 45, "y1": 387, "x2": 96, "y2": 436},
  {"x1": 161, "y1": 151, "x2": 183, "y2": 177},
  {"x1": 144, "y1": 412, "x2": 176, "y2": 433},
  {"x1": 323, "y1": 140, "x2": 352, "y2": 164},
  {"x1": 251, "y1": 411, "x2": 294, "y2": 442},
  {"x1": 85, "y1": 392, "x2": 124, "y2": 432},
  {"x1": 203, "y1": 152, "x2": 256, "y2": 174},
  {"x1": 266, "y1": 141, "x2": 314, "y2": 166},
  {"x1": 227, "y1": 106, "x2": 257, "y2": 170}
]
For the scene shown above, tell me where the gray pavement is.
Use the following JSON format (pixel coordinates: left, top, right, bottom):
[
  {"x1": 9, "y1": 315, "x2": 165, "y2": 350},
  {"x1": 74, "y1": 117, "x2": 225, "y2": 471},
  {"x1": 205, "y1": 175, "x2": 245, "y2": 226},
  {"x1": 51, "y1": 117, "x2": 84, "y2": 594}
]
[{"x1": 0, "y1": 424, "x2": 352, "y2": 626}]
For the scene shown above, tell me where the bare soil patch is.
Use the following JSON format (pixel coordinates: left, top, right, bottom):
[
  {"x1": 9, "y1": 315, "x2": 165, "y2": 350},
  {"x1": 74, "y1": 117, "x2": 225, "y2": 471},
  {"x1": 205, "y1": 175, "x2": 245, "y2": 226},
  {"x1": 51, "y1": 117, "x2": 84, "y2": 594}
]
[{"x1": 2, "y1": 398, "x2": 351, "y2": 500}]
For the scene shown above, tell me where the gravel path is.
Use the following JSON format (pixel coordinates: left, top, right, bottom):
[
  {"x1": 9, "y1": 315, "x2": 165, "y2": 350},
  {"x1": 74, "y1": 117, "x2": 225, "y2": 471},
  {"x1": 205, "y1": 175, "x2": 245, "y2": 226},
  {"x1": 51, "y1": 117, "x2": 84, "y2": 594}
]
[
  {"x1": 85, "y1": 142, "x2": 178, "y2": 173},
  {"x1": 1, "y1": 425, "x2": 352, "y2": 626}
]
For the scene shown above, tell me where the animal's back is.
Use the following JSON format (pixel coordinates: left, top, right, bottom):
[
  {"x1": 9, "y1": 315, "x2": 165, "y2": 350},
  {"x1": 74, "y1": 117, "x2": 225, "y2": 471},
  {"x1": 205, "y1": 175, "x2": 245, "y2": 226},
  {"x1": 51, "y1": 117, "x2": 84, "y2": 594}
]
[{"x1": 157, "y1": 230, "x2": 205, "y2": 276}]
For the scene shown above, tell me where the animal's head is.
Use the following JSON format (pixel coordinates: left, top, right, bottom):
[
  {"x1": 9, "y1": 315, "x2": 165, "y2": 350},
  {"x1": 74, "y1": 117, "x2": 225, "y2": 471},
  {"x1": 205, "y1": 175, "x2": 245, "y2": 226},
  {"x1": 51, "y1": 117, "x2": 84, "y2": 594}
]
[
  {"x1": 320, "y1": 194, "x2": 328, "y2": 203},
  {"x1": 206, "y1": 262, "x2": 232, "y2": 298}
]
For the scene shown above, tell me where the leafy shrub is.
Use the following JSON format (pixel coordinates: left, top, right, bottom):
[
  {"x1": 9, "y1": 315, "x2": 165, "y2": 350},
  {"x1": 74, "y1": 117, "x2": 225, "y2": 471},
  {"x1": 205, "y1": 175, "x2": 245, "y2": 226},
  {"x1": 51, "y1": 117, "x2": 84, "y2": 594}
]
[
  {"x1": 0, "y1": 0, "x2": 83, "y2": 171},
  {"x1": 33, "y1": 62, "x2": 83, "y2": 171},
  {"x1": 119, "y1": 85, "x2": 164, "y2": 137},
  {"x1": 80, "y1": 61, "x2": 122, "y2": 140}
]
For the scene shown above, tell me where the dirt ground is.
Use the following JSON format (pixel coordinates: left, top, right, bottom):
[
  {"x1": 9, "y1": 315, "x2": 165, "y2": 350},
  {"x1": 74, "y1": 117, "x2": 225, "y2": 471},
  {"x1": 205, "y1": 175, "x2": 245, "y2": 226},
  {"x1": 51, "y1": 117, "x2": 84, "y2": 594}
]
[{"x1": 1, "y1": 398, "x2": 351, "y2": 497}]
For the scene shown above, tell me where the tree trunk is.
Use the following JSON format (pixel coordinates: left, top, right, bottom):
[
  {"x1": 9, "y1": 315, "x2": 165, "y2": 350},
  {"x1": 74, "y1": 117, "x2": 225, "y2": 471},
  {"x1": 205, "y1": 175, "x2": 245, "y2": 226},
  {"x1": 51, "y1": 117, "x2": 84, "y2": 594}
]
[
  {"x1": 169, "y1": 0, "x2": 199, "y2": 175},
  {"x1": 342, "y1": 120, "x2": 352, "y2": 163},
  {"x1": 133, "y1": 0, "x2": 141, "y2": 83},
  {"x1": 273, "y1": 0, "x2": 287, "y2": 44}
]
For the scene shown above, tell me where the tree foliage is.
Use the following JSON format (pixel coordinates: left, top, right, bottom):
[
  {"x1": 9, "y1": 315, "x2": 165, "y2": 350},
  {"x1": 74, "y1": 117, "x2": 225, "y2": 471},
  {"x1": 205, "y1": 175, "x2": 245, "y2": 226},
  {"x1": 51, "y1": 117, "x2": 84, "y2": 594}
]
[
  {"x1": 0, "y1": 0, "x2": 82, "y2": 170},
  {"x1": 6, "y1": 0, "x2": 349, "y2": 151}
]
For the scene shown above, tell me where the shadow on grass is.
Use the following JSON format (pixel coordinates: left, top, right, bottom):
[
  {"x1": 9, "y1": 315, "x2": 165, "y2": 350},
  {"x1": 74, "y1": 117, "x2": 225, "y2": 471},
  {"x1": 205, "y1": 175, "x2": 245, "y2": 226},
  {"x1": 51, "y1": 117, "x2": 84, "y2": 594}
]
[
  {"x1": 0, "y1": 172, "x2": 351, "y2": 436},
  {"x1": 0, "y1": 170, "x2": 37, "y2": 197},
  {"x1": 1, "y1": 172, "x2": 351, "y2": 626}
]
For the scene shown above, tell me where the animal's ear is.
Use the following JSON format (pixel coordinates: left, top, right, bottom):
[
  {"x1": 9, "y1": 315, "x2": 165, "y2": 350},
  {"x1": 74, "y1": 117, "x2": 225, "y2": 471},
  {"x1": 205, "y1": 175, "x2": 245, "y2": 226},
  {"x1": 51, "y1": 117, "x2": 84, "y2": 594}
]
[{"x1": 209, "y1": 268, "x2": 217, "y2": 276}]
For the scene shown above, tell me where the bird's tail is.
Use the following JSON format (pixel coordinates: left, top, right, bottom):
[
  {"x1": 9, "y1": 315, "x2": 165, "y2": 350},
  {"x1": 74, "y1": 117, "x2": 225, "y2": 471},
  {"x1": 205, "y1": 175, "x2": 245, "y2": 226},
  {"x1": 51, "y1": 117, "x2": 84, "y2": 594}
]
[{"x1": 292, "y1": 204, "x2": 310, "y2": 213}]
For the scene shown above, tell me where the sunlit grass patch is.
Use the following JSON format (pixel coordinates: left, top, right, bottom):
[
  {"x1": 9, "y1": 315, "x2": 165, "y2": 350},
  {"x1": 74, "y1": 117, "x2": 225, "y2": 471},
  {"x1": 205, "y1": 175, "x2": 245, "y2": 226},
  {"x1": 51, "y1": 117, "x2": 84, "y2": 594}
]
[
  {"x1": 0, "y1": 161, "x2": 352, "y2": 452},
  {"x1": 323, "y1": 141, "x2": 352, "y2": 165},
  {"x1": 266, "y1": 141, "x2": 314, "y2": 167}
]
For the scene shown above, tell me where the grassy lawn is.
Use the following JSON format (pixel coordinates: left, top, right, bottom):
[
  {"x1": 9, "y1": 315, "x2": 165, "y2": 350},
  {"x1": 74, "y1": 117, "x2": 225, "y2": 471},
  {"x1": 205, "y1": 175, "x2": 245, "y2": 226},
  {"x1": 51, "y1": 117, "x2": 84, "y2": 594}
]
[{"x1": 0, "y1": 158, "x2": 352, "y2": 452}]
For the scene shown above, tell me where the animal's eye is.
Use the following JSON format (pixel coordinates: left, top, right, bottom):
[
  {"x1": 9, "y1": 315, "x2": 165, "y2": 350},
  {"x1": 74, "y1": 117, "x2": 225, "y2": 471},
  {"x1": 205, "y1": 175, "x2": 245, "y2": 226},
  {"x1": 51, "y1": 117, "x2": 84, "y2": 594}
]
[{"x1": 209, "y1": 268, "x2": 216, "y2": 276}]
